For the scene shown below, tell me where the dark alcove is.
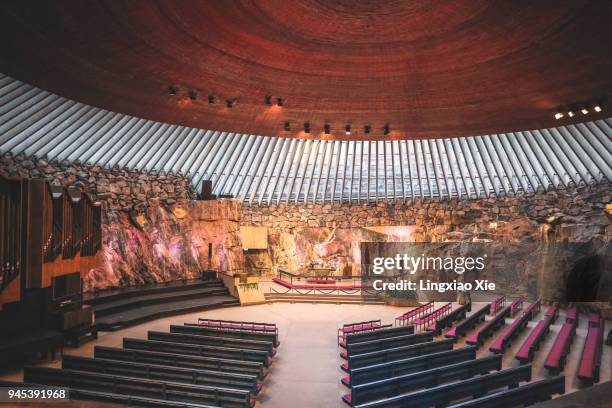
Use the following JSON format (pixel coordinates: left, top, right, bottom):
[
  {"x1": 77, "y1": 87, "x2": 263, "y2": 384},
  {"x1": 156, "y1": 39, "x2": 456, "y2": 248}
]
[{"x1": 566, "y1": 256, "x2": 602, "y2": 302}]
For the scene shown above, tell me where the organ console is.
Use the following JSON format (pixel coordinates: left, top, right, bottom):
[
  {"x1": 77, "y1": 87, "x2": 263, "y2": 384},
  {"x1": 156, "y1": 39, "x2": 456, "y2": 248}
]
[{"x1": 0, "y1": 175, "x2": 102, "y2": 346}]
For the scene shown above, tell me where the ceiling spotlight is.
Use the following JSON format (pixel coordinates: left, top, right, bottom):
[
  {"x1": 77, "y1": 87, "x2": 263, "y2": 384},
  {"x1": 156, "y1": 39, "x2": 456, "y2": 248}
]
[
  {"x1": 324, "y1": 124, "x2": 331, "y2": 134},
  {"x1": 276, "y1": 98, "x2": 284, "y2": 106},
  {"x1": 226, "y1": 99, "x2": 235, "y2": 108},
  {"x1": 345, "y1": 125, "x2": 351, "y2": 135},
  {"x1": 208, "y1": 95, "x2": 216, "y2": 104},
  {"x1": 568, "y1": 111, "x2": 575, "y2": 118},
  {"x1": 594, "y1": 105, "x2": 602, "y2": 112},
  {"x1": 167, "y1": 85, "x2": 178, "y2": 95},
  {"x1": 581, "y1": 107, "x2": 589, "y2": 115},
  {"x1": 554, "y1": 112, "x2": 564, "y2": 120},
  {"x1": 264, "y1": 95, "x2": 272, "y2": 105},
  {"x1": 364, "y1": 125, "x2": 371, "y2": 134},
  {"x1": 188, "y1": 90, "x2": 198, "y2": 101},
  {"x1": 304, "y1": 122, "x2": 311, "y2": 133},
  {"x1": 284, "y1": 121, "x2": 291, "y2": 131},
  {"x1": 383, "y1": 124, "x2": 390, "y2": 135}
]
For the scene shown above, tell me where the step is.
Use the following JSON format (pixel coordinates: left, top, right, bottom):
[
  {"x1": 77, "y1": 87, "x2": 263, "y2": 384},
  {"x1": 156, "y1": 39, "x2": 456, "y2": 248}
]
[
  {"x1": 83, "y1": 279, "x2": 225, "y2": 306},
  {"x1": 95, "y1": 295, "x2": 240, "y2": 331},
  {"x1": 92, "y1": 286, "x2": 230, "y2": 317}
]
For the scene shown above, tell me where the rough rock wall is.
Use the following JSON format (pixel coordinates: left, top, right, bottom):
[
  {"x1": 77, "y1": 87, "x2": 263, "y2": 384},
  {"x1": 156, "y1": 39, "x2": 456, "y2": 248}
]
[
  {"x1": 0, "y1": 152, "x2": 196, "y2": 211},
  {"x1": 242, "y1": 183, "x2": 612, "y2": 305},
  {"x1": 1, "y1": 153, "x2": 243, "y2": 292},
  {"x1": 86, "y1": 199, "x2": 243, "y2": 291}
]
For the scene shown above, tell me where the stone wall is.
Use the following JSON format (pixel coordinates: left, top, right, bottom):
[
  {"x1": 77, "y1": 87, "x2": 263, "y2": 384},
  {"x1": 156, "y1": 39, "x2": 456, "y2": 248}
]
[
  {"x1": 242, "y1": 183, "x2": 612, "y2": 306},
  {"x1": 1, "y1": 152, "x2": 243, "y2": 292},
  {"x1": 0, "y1": 152, "x2": 196, "y2": 212}
]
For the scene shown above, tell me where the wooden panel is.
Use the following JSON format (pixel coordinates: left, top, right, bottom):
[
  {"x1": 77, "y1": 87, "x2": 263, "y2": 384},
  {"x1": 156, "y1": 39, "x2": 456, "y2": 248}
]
[{"x1": 0, "y1": 1, "x2": 610, "y2": 139}]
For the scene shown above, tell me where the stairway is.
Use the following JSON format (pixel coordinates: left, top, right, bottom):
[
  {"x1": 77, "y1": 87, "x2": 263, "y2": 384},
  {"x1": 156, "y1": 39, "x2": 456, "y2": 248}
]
[{"x1": 84, "y1": 279, "x2": 239, "y2": 331}]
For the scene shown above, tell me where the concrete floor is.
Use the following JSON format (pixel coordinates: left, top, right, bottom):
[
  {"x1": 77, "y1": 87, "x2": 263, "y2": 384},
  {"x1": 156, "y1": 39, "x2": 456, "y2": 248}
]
[{"x1": 0, "y1": 302, "x2": 610, "y2": 408}]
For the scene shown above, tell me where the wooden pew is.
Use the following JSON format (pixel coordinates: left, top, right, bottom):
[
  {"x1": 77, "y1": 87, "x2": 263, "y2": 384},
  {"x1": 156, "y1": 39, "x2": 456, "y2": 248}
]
[
  {"x1": 123, "y1": 338, "x2": 273, "y2": 367},
  {"x1": 565, "y1": 307, "x2": 578, "y2": 324},
  {"x1": 490, "y1": 296, "x2": 506, "y2": 315},
  {"x1": 197, "y1": 318, "x2": 277, "y2": 333},
  {"x1": 447, "y1": 376, "x2": 565, "y2": 408},
  {"x1": 342, "y1": 325, "x2": 414, "y2": 348},
  {"x1": 343, "y1": 356, "x2": 502, "y2": 406},
  {"x1": 427, "y1": 302, "x2": 471, "y2": 336},
  {"x1": 466, "y1": 305, "x2": 511, "y2": 347},
  {"x1": 94, "y1": 345, "x2": 267, "y2": 378},
  {"x1": 515, "y1": 316, "x2": 555, "y2": 364},
  {"x1": 342, "y1": 339, "x2": 454, "y2": 372},
  {"x1": 148, "y1": 330, "x2": 276, "y2": 355},
  {"x1": 341, "y1": 332, "x2": 433, "y2": 359},
  {"x1": 545, "y1": 305, "x2": 559, "y2": 323},
  {"x1": 338, "y1": 319, "x2": 385, "y2": 344},
  {"x1": 351, "y1": 365, "x2": 532, "y2": 408},
  {"x1": 182, "y1": 323, "x2": 280, "y2": 347},
  {"x1": 413, "y1": 303, "x2": 452, "y2": 331},
  {"x1": 489, "y1": 301, "x2": 540, "y2": 354},
  {"x1": 62, "y1": 354, "x2": 262, "y2": 395},
  {"x1": 0, "y1": 380, "x2": 213, "y2": 408},
  {"x1": 395, "y1": 302, "x2": 434, "y2": 326},
  {"x1": 343, "y1": 346, "x2": 477, "y2": 387},
  {"x1": 445, "y1": 304, "x2": 490, "y2": 341},
  {"x1": 24, "y1": 366, "x2": 255, "y2": 408},
  {"x1": 577, "y1": 316, "x2": 604, "y2": 386},
  {"x1": 544, "y1": 320, "x2": 577, "y2": 374}
]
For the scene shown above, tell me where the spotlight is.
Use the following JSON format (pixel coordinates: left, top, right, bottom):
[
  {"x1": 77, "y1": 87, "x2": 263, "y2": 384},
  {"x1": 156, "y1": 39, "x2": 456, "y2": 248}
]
[
  {"x1": 276, "y1": 98, "x2": 284, "y2": 106},
  {"x1": 284, "y1": 121, "x2": 291, "y2": 131},
  {"x1": 304, "y1": 122, "x2": 311, "y2": 133},
  {"x1": 568, "y1": 111, "x2": 575, "y2": 118},
  {"x1": 324, "y1": 124, "x2": 331, "y2": 134},
  {"x1": 581, "y1": 107, "x2": 589, "y2": 115},
  {"x1": 554, "y1": 112, "x2": 564, "y2": 120},
  {"x1": 167, "y1": 85, "x2": 178, "y2": 95},
  {"x1": 208, "y1": 95, "x2": 216, "y2": 104},
  {"x1": 226, "y1": 99, "x2": 235, "y2": 108},
  {"x1": 188, "y1": 90, "x2": 198, "y2": 101},
  {"x1": 264, "y1": 95, "x2": 272, "y2": 105},
  {"x1": 594, "y1": 105, "x2": 602, "y2": 112},
  {"x1": 383, "y1": 124, "x2": 390, "y2": 135},
  {"x1": 345, "y1": 125, "x2": 351, "y2": 135},
  {"x1": 364, "y1": 125, "x2": 371, "y2": 134}
]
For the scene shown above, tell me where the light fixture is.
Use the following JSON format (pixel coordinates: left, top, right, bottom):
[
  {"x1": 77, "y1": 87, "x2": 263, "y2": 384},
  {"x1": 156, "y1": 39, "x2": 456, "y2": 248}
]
[
  {"x1": 383, "y1": 124, "x2": 390, "y2": 135},
  {"x1": 345, "y1": 125, "x2": 351, "y2": 135},
  {"x1": 364, "y1": 125, "x2": 371, "y2": 134},
  {"x1": 554, "y1": 112, "x2": 564, "y2": 120},
  {"x1": 324, "y1": 124, "x2": 331, "y2": 134},
  {"x1": 188, "y1": 90, "x2": 198, "y2": 101},
  {"x1": 581, "y1": 107, "x2": 589, "y2": 115},
  {"x1": 264, "y1": 95, "x2": 272, "y2": 105},
  {"x1": 277, "y1": 98, "x2": 284, "y2": 106},
  {"x1": 568, "y1": 111, "x2": 575, "y2": 118},
  {"x1": 284, "y1": 121, "x2": 291, "y2": 131},
  {"x1": 167, "y1": 85, "x2": 178, "y2": 95},
  {"x1": 208, "y1": 95, "x2": 215, "y2": 104},
  {"x1": 594, "y1": 105, "x2": 602, "y2": 112},
  {"x1": 304, "y1": 122, "x2": 311, "y2": 133},
  {"x1": 226, "y1": 99, "x2": 235, "y2": 108}
]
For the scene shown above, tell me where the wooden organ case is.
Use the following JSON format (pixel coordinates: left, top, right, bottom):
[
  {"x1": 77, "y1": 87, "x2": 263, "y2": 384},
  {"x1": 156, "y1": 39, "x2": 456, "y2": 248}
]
[
  {"x1": 22, "y1": 179, "x2": 102, "y2": 345},
  {"x1": 0, "y1": 176, "x2": 23, "y2": 309}
]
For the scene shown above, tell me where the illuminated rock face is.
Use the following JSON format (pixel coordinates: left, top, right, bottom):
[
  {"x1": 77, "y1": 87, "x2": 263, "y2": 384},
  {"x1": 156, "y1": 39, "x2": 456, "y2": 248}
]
[
  {"x1": 84, "y1": 199, "x2": 243, "y2": 291},
  {"x1": 242, "y1": 183, "x2": 612, "y2": 314}
]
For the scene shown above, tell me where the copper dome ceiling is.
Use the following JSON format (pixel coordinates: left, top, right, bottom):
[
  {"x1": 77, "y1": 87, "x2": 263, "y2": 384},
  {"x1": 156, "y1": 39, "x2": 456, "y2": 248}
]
[{"x1": 0, "y1": 0, "x2": 611, "y2": 140}]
